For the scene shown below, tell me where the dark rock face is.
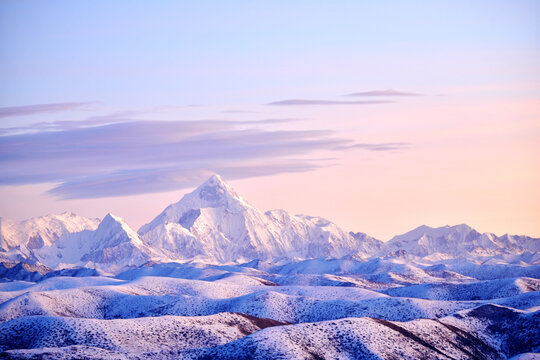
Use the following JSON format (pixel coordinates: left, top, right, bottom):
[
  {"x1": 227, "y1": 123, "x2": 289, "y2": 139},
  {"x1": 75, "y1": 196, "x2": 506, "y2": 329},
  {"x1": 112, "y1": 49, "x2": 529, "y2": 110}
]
[
  {"x1": 0, "y1": 262, "x2": 50, "y2": 282},
  {"x1": 26, "y1": 234, "x2": 44, "y2": 250},
  {"x1": 178, "y1": 209, "x2": 201, "y2": 229},
  {"x1": 199, "y1": 182, "x2": 227, "y2": 204}
]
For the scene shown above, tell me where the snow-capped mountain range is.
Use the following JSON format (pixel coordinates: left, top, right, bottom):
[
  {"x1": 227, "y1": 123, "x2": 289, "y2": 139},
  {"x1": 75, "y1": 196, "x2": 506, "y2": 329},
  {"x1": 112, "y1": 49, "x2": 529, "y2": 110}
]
[
  {"x1": 0, "y1": 175, "x2": 538, "y2": 272},
  {"x1": 0, "y1": 213, "x2": 99, "y2": 264},
  {"x1": 1, "y1": 175, "x2": 539, "y2": 359},
  {"x1": 34, "y1": 214, "x2": 161, "y2": 273},
  {"x1": 138, "y1": 174, "x2": 381, "y2": 264},
  {"x1": 382, "y1": 224, "x2": 540, "y2": 258}
]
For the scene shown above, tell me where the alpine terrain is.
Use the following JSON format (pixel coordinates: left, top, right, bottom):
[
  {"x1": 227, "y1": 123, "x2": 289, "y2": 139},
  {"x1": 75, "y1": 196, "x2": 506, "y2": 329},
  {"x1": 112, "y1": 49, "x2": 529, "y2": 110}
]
[{"x1": 0, "y1": 175, "x2": 538, "y2": 359}]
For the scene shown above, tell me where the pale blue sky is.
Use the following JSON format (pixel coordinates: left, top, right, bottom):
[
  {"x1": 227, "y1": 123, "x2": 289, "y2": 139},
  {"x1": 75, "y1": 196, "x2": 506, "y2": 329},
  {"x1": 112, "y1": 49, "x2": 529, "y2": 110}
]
[{"x1": 1, "y1": 1, "x2": 538, "y2": 107}]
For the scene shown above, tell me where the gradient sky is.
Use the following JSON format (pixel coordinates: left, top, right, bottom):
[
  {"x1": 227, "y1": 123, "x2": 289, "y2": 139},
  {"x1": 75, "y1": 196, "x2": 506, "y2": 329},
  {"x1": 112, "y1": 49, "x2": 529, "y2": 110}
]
[{"x1": 1, "y1": 1, "x2": 539, "y2": 240}]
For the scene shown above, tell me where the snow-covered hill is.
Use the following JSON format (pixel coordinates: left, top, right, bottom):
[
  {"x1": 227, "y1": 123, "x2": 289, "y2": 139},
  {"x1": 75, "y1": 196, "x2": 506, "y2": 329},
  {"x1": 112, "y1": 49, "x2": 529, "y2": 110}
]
[
  {"x1": 383, "y1": 277, "x2": 540, "y2": 300},
  {"x1": 190, "y1": 304, "x2": 539, "y2": 360},
  {"x1": 1, "y1": 303, "x2": 537, "y2": 359},
  {"x1": 0, "y1": 312, "x2": 288, "y2": 354},
  {"x1": 1, "y1": 256, "x2": 538, "y2": 358},
  {"x1": 138, "y1": 174, "x2": 382, "y2": 263},
  {"x1": 1, "y1": 261, "x2": 538, "y2": 324}
]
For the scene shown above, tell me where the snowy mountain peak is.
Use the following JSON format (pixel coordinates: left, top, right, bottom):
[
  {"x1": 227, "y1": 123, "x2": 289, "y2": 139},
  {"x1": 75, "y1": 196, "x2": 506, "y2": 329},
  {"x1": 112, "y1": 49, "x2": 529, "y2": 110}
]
[
  {"x1": 137, "y1": 174, "x2": 382, "y2": 263},
  {"x1": 100, "y1": 213, "x2": 130, "y2": 230},
  {"x1": 96, "y1": 213, "x2": 140, "y2": 243},
  {"x1": 0, "y1": 213, "x2": 100, "y2": 262},
  {"x1": 35, "y1": 212, "x2": 157, "y2": 271},
  {"x1": 101, "y1": 213, "x2": 122, "y2": 225},
  {"x1": 193, "y1": 174, "x2": 244, "y2": 207},
  {"x1": 138, "y1": 175, "x2": 253, "y2": 236},
  {"x1": 203, "y1": 174, "x2": 228, "y2": 187},
  {"x1": 392, "y1": 224, "x2": 475, "y2": 242}
]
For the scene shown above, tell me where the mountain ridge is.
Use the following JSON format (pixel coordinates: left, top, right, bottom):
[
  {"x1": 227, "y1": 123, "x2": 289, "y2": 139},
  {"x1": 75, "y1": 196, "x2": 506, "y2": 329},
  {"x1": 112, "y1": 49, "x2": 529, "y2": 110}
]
[
  {"x1": 1, "y1": 174, "x2": 538, "y2": 272},
  {"x1": 138, "y1": 174, "x2": 382, "y2": 263}
]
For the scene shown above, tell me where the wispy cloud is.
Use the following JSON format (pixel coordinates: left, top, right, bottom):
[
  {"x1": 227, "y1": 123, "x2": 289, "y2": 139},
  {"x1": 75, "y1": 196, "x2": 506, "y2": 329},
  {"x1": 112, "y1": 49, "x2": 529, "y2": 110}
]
[
  {"x1": 48, "y1": 160, "x2": 326, "y2": 199},
  {"x1": 336, "y1": 142, "x2": 411, "y2": 151},
  {"x1": 0, "y1": 119, "x2": 408, "y2": 199},
  {"x1": 0, "y1": 102, "x2": 92, "y2": 118},
  {"x1": 221, "y1": 109, "x2": 260, "y2": 114},
  {"x1": 346, "y1": 89, "x2": 421, "y2": 97},
  {"x1": 266, "y1": 99, "x2": 394, "y2": 106},
  {"x1": 0, "y1": 115, "x2": 302, "y2": 136},
  {"x1": 0, "y1": 111, "x2": 142, "y2": 135}
]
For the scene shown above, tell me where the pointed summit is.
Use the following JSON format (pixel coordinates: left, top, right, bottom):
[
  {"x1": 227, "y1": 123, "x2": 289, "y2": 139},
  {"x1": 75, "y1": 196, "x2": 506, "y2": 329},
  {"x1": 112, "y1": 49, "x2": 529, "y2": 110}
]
[
  {"x1": 138, "y1": 174, "x2": 376, "y2": 263},
  {"x1": 100, "y1": 213, "x2": 122, "y2": 225},
  {"x1": 35, "y1": 212, "x2": 157, "y2": 272},
  {"x1": 97, "y1": 213, "x2": 140, "y2": 242},
  {"x1": 138, "y1": 174, "x2": 250, "y2": 236},
  {"x1": 204, "y1": 174, "x2": 227, "y2": 185},
  {"x1": 194, "y1": 174, "x2": 241, "y2": 205}
]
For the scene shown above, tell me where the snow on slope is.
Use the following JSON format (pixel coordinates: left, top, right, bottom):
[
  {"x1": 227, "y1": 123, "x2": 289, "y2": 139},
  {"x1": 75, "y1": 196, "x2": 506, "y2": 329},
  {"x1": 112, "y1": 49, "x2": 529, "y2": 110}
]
[
  {"x1": 383, "y1": 277, "x2": 540, "y2": 300},
  {"x1": 115, "y1": 261, "x2": 270, "y2": 281},
  {"x1": 381, "y1": 224, "x2": 540, "y2": 258},
  {"x1": 182, "y1": 305, "x2": 540, "y2": 359},
  {"x1": 0, "y1": 261, "x2": 107, "y2": 284},
  {"x1": 0, "y1": 254, "x2": 539, "y2": 359},
  {"x1": 0, "y1": 213, "x2": 100, "y2": 262},
  {"x1": 425, "y1": 259, "x2": 540, "y2": 280},
  {"x1": 138, "y1": 174, "x2": 382, "y2": 263},
  {"x1": 0, "y1": 313, "x2": 288, "y2": 355},
  {"x1": 2, "y1": 273, "x2": 538, "y2": 325},
  {"x1": 113, "y1": 258, "x2": 479, "y2": 290},
  {"x1": 268, "y1": 257, "x2": 478, "y2": 285},
  {"x1": 34, "y1": 214, "x2": 161, "y2": 272}
]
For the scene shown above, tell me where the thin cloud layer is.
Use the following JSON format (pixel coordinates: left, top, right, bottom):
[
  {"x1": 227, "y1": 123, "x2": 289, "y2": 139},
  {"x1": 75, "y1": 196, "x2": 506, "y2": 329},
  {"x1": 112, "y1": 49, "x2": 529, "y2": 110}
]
[
  {"x1": 336, "y1": 142, "x2": 411, "y2": 151},
  {"x1": 0, "y1": 120, "x2": 408, "y2": 199},
  {"x1": 266, "y1": 99, "x2": 394, "y2": 106},
  {"x1": 0, "y1": 111, "x2": 143, "y2": 135},
  {"x1": 0, "y1": 115, "x2": 302, "y2": 136},
  {"x1": 347, "y1": 89, "x2": 421, "y2": 97},
  {"x1": 221, "y1": 110, "x2": 260, "y2": 114},
  {"x1": 0, "y1": 102, "x2": 92, "y2": 118},
  {"x1": 48, "y1": 161, "x2": 325, "y2": 199}
]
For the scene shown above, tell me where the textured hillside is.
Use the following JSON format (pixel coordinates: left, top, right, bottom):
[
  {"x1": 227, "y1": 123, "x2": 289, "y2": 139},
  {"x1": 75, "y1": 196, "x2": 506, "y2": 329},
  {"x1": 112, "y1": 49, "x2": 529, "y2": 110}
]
[
  {"x1": 190, "y1": 305, "x2": 539, "y2": 360},
  {"x1": 0, "y1": 313, "x2": 288, "y2": 355},
  {"x1": 1, "y1": 305, "x2": 537, "y2": 359}
]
